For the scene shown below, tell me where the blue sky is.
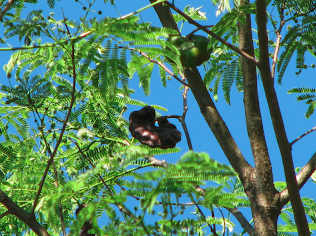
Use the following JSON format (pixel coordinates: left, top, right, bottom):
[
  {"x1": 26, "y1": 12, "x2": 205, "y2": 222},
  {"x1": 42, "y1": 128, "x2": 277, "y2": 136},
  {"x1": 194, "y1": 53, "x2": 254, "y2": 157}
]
[{"x1": 1, "y1": 0, "x2": 316, "y2": 234}]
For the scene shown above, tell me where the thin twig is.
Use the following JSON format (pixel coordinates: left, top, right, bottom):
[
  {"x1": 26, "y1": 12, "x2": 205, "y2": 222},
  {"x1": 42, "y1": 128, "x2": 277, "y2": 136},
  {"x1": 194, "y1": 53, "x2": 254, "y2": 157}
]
[
  {"x1": 271, "y1": 33, "x2": 282, "y2": 82},
  {"x1": 290, "y1": 126, "x2": 316, "y2": 146},
  {"x1": 155, "y1": 115, "x2": 181, "y2": 121},
  {"x1": 52, "y1": 161, "x2": 66, "y2": 236},
  {"x1": 279, "y1": 152, "x2": 316, "y2": 206},
  {"x1": 180, "y1": 79, "x2": 193, "y2": 150},
  {"x1": 166, "y1": 2, "x2": 259, "y2": 65},
  {"x1": 0, "y1": 0, "x2": 168, "y2": 52},
  {"x1": 0, "y1": 44, "x2": 55, "y2": 51},
  {"x1": 32, "y1": 108, "x2": 66, "y2": 236},
  {"x1": 187, "y1": 25, "x2": 214, "y2": 37},
  {"x1": 179, "y1": 83, "x2": 216, "y2": 234},
  {"x1": 211, "y1": 207, "x2": 217, "y2": 235},
  {"x1": 0, "y1": 210, "x2": 10, "y2": 219},
  {"x1": 216, "y1": 205, "x2": 226, "y2": 236},
  {"x1": 71, "y1": 139, "x2": 153, "y2": 236},
  {"x1": 198, "y1": 204, "x2": 218, "y2": 235},
  {"x1": 0, "y1": 0, "x2": 18, "y2": 21},
  {"x1": 32, "y1": 22, "x2": 78, "y2": 213},
  {"x1": 271, "y1": 1, "x2": 286, "y2": 81},
  {"x1": 71, "y1": 140, "x2": 119, "y2": 197},
  {"x1": 124, "y1": 46, "x2": 189, "y2": 86}
]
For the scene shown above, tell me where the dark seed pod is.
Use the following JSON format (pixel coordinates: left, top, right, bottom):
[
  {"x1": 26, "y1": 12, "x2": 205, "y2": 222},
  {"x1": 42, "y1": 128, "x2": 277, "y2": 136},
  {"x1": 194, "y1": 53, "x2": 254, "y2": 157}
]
[{"x1": 129, "y1": 106, "x2": 181, "y2": 149}]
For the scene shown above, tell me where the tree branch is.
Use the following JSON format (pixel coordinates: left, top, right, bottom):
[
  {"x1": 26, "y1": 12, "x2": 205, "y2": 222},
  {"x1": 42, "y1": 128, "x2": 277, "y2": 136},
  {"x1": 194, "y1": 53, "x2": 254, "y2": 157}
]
[
  {"x1": 0, "y1": 189, "x2": 50, "y2": 236},
  {"x1": 0, "y1": 0, "x2": 18, "y2": 21},
  {"x1": 180, "y1": 81, "x2": 193, "y2": 150},
  {"x1": 279, "y1": 152, "x2": 316, "y2": 206},
  {"x1": 32, "y1": 27, "x2": 78, "y2": 213},
  {"x1": 225, "y1": 207, "x2": 256, "y2": 236},
  {"x1": 0, "y1": 210, "x2": 10, "y2": 219},
  {"x1": 256, "y1": 0, "x2": 310, "y2": 234},
  {"x1": 165, "y1": 2, "x2": 259, "y2": 65},
  {"x1": 290, "y1": 126, "x2": 316, "y2": 146},
  {"x1": 184, "y1": 67, "x2": 253, "y2": 179},
  {"x1": 238, "y1": 0, "x2": 272, "y2": 183},
  {"x1": 149, "y1": 1, "x2": 255, "y2": 234},
  {"x1": 124, "y1": 46, "x2": 188, "y2": 86},
  {"x1": 271, "y1": 1, "x2": 286, "y2": 81},
  {"x1": 150, "y1": 0, "x2": 252, "y2": 188},
  {"x1": 238, "y1": 1, "x2": 277, "y2": 233}
]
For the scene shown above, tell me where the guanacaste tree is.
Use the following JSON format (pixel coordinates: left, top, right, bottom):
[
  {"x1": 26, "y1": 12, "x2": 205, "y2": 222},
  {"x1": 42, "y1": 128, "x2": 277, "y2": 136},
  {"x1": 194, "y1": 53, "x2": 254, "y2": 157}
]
[{"x1": 0, "y1": 0, "x2": 316, "y2": 235}]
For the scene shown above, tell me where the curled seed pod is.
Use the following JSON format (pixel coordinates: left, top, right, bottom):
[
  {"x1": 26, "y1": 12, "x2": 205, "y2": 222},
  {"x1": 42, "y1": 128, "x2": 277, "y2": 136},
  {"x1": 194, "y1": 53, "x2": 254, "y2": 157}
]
[{"x1": 129, "y1": 106, "x2": 181, "y2": 149}]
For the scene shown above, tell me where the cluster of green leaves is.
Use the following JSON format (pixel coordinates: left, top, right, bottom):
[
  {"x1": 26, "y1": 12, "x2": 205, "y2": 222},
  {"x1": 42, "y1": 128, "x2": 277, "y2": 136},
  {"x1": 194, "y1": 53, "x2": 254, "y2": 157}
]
[
  {"x1": 0, "y1": 3, "x2": 248, "y2": 235},
  {"x1": 1, "y1": 0, "x2": 316, "y2": 235},
  {"x1": 274, "y1": 182, "x2": 316, "y2": 235},
  {"x1": 287, "y1": 87, "x2": 316, "y2": 118},
  {"x1": 271, "y1": 0, "x2": 316, "y2": 118},
  {"x1": 202, "y1": 6, "x2": 249, "y2": 104},
  {"x1": 188, "y1": 0, "x2": 316, "y2": 110}
]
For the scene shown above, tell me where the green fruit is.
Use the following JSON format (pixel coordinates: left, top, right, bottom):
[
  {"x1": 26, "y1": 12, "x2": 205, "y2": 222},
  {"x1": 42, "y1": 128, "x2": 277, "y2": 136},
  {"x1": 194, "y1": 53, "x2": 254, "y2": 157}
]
[
  {"x1": 190, "y1": 35, "x2": 212, "y2": 55},
  {"x1": 167, "y1": 35, "x2": 213, "y2": 67},
  {"x1": 180, "y1": 47, "x2": 198, "y2": 67},
  {"x1": 189, "y1": 35, "x2": 213, "y2": 66},
  {"x1": 167, "y1": 36, "x2": 188, "y2": 47},
  {"x1": 190, "y1": 35, "x2": 210, "y2": 49},
  {"x1": 180, "y1": 47, "x2": 201, "y2": 67}
]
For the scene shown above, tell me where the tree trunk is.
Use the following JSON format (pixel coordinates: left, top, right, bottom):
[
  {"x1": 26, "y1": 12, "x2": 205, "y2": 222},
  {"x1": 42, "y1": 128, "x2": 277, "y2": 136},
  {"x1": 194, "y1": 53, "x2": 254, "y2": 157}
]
[{"x1": 149, "y1": 1, "x2": 296, "y2": 235}]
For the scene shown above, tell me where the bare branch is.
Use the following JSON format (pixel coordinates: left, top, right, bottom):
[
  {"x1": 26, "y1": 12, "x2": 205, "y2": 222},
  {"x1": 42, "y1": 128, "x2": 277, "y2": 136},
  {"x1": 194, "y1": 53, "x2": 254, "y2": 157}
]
[
  {"x1": 180, "y1": 79, "x2": 193, "y2": 150},
  {"x1": 225, "y1": 207, "x2": 256, "y2": 236},
  {"x1": 279, "y1": 152, "x2": 316, "y2": 206},
  {"x1": 271, "y1": 34, "x2": 282, "y2": 81},
  {"x1": 147, "y1": 2, "x2": 255, "y2": 234},
  {"x1": 149, "y1": 0, "x2": 252, "y2": 189},
  {"x1": 238, "y1": 0, "x2": 272, "y2": 178},
  {"x1": 271, "y1": 1, "x2": 286, "y2": 81},
  {"x1": 198, "y1": 203, "x2": 218, "y2": 235},
  {"x1": 291, "y1": 126, "x2": 316, "y2": 146},
  {"x1": 156, "y1": 115, "x2": 181, "y2": 120},
  {"x1": 31, "y1": 108, "x2": 66, "y2": 236}
]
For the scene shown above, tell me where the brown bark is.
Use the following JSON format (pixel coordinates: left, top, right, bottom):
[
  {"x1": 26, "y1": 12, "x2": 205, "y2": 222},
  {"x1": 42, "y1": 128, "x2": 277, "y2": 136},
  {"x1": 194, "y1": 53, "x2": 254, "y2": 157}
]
[
  {"x1": 150, "y1": 0, "x2": 313, "y2": 235},
  {"x1": 280, "y1": 152, "x2": 316, "y2": 206},
  {"x1": 150, "y1": 0, "x2": 252, "y2": 182},
  {"x1": 255, "y1": 0, "x2": 310, "y2": 235},
  {"x1": 238, "y1": 0, "x2": 279, "y2": 234},
  {"x1": 149, "y1": 0, "x2": 256, "y2": 234},
  {"x1": 0, "y1": 189, "x2": 50, "y2": 236}
]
